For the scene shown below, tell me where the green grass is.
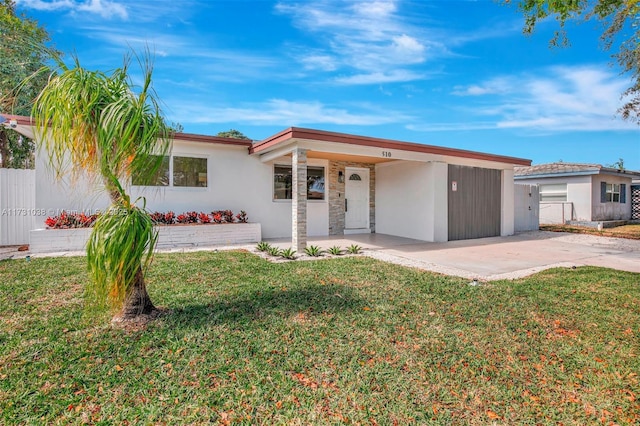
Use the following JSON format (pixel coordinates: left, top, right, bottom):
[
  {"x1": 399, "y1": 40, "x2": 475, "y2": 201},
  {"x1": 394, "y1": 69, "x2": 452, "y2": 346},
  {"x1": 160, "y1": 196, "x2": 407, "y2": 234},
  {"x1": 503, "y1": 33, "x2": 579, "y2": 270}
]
[{"x1": 1, "y1": 251, "x2": 639, "y2": 424}]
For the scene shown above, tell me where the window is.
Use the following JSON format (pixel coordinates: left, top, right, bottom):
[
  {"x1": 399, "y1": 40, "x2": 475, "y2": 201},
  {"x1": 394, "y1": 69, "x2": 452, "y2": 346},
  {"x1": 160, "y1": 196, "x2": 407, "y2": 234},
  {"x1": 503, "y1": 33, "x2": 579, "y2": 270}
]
[
  {"x1": 174, "y1": 156, "x2": 207, "y2": 187},
  {"x1": 131, "y1": 155, "x2": 169, "y2": 186},
  {"x1": 132, "y1": 155, "x2": 207, "y2": 188},
  {"x1": 600, "y1": 182, "x2": 627, "y2": 204},
  {"x1": 605, "y1": 183, "x2": 621, "y2": 202},
  {"x1": 273, "y1": 165, "x2": 325, "y2": 200},
  {"x1": 539, "y1": 184, "x2": 567, "y2": 202}
]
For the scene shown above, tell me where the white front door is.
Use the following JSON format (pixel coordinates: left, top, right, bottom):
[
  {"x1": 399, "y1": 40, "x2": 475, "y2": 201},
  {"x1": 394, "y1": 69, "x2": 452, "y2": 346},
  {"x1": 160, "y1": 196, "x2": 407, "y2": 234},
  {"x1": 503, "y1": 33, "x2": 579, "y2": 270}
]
[{"x1": 345, "y1": 167, "x2": 369, "y2": 230}]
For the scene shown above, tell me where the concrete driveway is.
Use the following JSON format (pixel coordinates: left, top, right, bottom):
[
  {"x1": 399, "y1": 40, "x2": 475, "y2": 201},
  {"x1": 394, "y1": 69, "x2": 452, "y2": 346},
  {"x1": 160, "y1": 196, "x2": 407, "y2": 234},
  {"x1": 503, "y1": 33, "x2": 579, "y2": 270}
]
[{"x1": 271, "y1": 231, "x2": 640, "y2": 281}]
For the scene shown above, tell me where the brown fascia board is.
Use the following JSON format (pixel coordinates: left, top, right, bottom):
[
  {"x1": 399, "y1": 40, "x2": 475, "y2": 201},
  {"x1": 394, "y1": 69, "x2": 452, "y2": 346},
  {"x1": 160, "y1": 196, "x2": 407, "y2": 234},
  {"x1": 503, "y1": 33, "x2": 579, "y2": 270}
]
[
  {"x1": 250, "y1": 127, "x2": 532, "y2": 166},
  {"x1": 0, "y1": 115, "x2": 253, "y2": 148},
  {"x1": 0, "y1": 114, "x2": 33, "y2": 125},
  {"x1": 173, "y1": 132, "x2": 253, "y2": 147}
]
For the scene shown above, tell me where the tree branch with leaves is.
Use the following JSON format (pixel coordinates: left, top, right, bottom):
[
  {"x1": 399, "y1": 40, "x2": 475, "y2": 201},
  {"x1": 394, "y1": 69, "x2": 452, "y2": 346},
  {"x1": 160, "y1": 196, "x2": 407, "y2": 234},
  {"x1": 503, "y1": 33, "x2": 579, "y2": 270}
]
[
  {"x1": 0, "y1": 0, "x2": 58, "y2": 168},
  {"x1": 507, "y1": 0, "x2": 640, "y2": 122}
]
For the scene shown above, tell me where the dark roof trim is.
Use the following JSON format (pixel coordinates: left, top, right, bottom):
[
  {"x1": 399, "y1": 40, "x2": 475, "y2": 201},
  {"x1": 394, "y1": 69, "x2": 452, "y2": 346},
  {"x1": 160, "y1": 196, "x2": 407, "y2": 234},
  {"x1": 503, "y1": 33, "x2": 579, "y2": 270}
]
[
  {"x1": 173, "y1": 132, "x2": 252, "y2": 147},
  {"x1": 0, "y1": 115, "x2": 252, "y2": 148},
  {"x1": 514, "y1": 170, "x2": 601, "y2": 179},
  {"x1": 0, "y1": 114, "x2": 33, "y2": 125},
  {"x1": 250, "y1": 127, "x2": 531, "y2": 166},
  {"x1": 515, "y1": 163, "x2": 640, "y2": 179}
]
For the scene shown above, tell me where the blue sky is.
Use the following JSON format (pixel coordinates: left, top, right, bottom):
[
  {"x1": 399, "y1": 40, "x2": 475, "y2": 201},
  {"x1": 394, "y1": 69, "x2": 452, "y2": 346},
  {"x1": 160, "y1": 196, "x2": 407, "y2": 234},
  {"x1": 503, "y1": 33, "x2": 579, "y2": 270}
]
[{"x1": 14, "y1": 0, "x2": 640, "y2": 169}]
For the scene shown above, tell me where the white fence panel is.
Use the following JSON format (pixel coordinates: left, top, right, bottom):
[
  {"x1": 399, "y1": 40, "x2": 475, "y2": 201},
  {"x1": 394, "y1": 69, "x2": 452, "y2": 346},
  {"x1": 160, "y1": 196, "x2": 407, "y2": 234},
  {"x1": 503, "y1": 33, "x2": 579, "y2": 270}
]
[
  {"x1": 539, "y1": 202, "x2": 575, "y2": 224},
  {"x1": 514, "y1": 184, "x2": 540, "y2": 232},
  {"x1": 0, "y1": 169, "x2": 36, "y2": 245}
]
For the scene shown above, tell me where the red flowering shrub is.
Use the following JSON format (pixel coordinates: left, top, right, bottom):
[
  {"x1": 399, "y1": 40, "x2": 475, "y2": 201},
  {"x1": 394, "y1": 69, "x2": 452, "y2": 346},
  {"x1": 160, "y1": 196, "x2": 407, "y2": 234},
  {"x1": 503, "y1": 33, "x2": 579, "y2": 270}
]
[
  {"x1": 186, "y1": 211, "x2": 199, "y2": 223},
  {"x1": 222, "y1": 210, "x2": 235, "y2": 223},
  {"x1": 46, "y1": 209, "x2": 247, "y2": 228},
  {"x1": 212, "y1": 212, "x2": 223, "y2": 224},
  {"x1": 44, "y1": 211, "x2": 98, "y2": 229},
  {"x1": 236, "y1": 210, "x2": 248, "y2": 223}
]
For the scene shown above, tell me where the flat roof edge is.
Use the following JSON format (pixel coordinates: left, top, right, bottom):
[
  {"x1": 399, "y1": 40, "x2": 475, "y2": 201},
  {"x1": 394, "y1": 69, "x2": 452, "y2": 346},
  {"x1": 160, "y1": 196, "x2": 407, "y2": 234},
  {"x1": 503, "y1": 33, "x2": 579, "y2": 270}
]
[{"x1": 251, "y1": 127, "x2": 531, "y2": 166}]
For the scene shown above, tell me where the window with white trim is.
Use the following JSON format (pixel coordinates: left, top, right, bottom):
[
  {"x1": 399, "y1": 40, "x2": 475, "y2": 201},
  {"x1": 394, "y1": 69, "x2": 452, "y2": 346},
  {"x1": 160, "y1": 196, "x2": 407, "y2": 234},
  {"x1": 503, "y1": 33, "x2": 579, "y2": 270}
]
[
  {"x1": 273, "y1": 165, "x2": 325, "y2": 200},
  {"x1": 132, "y1": 155, "x2": 207, "y2": 188},
  {"x1": 173, "y1": 156, "x2": 208, "y2": 187},
  {"x1": 605, "y1": 183, "x2": 621, "y2": 202},
  {"x1": 539, "y1": 183, "x2": 567, "y2": 202},
  {"x1": 600, "y1": 181, "x2": 627, "y2": 204}
]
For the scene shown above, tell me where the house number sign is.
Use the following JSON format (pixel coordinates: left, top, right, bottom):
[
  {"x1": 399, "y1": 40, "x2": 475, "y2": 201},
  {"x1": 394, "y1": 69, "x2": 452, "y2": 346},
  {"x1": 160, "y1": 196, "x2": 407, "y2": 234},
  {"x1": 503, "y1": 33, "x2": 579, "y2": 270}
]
[{"x1": 382, "y1": 151, "x2": 392, "y2": 158}]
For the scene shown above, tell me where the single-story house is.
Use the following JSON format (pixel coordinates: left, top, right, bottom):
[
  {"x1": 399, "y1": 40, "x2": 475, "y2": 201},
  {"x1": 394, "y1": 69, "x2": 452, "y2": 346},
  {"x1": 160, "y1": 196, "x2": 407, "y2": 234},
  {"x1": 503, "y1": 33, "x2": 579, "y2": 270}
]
[
  {"x1": 3, "y1": 114, "x2": 531, "y2": 250},
  {"x1": 514, "y1": 162, "x2": 640, "y2": 224}
]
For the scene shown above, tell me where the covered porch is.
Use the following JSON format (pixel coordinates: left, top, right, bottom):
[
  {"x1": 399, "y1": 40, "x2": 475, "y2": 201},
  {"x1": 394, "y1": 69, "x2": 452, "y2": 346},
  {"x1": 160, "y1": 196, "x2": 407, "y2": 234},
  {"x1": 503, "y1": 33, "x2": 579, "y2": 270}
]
[
  {"x1": 250, "y1": 127, "x2": 529, "y2": 252},
  {"x1": 249, "y1": 128, "x2": 529, "y2": 252}
]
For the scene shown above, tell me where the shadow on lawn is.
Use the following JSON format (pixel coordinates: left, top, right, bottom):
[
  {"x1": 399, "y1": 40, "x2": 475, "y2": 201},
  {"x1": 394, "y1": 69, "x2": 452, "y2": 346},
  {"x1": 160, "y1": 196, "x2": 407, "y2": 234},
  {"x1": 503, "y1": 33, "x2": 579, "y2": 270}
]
[{"x1": 162, "y1": 284, "x2": 367, "y2": 328}]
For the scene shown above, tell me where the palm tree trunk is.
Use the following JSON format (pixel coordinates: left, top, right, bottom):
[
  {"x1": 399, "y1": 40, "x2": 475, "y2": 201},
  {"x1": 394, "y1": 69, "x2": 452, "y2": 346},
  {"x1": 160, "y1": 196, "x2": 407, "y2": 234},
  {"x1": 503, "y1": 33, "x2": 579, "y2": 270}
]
[
  {"x1": 0, "y1": 128, "x2": 9, "y2": 168},
  {"x1": 104, "y1": 184, "x2": 157, "y2": 320},
  {"x1": 120, "y1": 267, "x2": 156, "y2": 318}
]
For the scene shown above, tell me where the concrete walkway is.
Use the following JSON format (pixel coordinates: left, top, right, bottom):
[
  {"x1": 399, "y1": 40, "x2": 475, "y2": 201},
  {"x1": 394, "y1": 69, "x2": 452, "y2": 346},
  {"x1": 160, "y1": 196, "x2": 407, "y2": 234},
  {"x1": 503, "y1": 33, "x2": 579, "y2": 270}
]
[
  {"x1": 3, "y1": 231, "x2": 639, "y2": 281},
  {"x1": 268, "y1": 231, "x2": 640, "y2": 280}
]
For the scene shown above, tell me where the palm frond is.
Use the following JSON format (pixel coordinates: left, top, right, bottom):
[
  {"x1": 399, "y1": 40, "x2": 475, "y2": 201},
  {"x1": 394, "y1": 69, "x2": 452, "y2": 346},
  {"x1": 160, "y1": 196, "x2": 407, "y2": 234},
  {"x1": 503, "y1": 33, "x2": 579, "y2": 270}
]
[{"x1": 86, "y1": 204, "x2": 157, "y2": 311}]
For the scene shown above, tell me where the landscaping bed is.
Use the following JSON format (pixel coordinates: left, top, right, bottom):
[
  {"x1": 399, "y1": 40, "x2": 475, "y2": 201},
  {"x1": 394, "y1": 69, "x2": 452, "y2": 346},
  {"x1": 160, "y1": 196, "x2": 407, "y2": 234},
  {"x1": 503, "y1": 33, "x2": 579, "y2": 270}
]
[{"x1": 30, "y1": 210, "x2": 260, "y2": 253}]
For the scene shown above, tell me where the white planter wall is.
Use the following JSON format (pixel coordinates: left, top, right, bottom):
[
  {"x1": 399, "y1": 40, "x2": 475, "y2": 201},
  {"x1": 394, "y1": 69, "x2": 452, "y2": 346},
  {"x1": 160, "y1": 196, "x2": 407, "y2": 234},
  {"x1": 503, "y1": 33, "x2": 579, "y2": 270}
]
[{"x1": 29, "y1": 223, "x2": 261, "y2": 254}]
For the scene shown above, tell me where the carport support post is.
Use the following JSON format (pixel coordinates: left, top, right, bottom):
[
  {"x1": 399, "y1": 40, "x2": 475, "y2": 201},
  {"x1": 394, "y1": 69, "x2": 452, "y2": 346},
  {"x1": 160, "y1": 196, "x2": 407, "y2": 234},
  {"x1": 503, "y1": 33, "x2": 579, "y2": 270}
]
[{"x1": 292, "y1": 147, "x2": 307, "y2": 252}]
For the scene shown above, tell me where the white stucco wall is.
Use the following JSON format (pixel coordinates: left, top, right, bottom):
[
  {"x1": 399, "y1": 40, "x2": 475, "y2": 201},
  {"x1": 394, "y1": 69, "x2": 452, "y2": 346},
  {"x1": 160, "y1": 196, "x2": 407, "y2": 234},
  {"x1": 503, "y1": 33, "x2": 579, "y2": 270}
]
[
  {"x1": 34, "y1": 141, "x2": 332, "y2": 240},
  {"x1": 375, "y1": 160, "x2": 447, "y2": 242},
  {"x1": 515, "y1": 175, "x2": 591, "y2": 223},
  {"x1": 515, "y1": 174, "x2": 633, "y2": 223},
  {"x1": 501, "y1": 169, "x2": 515, "y2": 236}
]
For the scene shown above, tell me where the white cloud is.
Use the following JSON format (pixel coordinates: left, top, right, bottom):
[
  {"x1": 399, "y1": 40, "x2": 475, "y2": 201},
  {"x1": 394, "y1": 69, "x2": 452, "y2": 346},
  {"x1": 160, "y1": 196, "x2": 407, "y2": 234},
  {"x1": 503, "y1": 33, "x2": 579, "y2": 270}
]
[
  {"x1": 16, "y1": 0, "x2": 73, "y2": 11},
  {"x1": 275, "y1": 0, "x2": 433, "y2": 84},
  {"x1": 17, "y1": 0, "x2": 127, "y2": 19},
  {"x1": 76, "y1": 0, "x2": 127, "y2": 19},
  {"x1": 300, "y1": 54, "x2": 338, "y2": 71},
  {"x1": 452, "y1": 77, "x2": 512, "y2": 96},
  {"x1": 168, "y1": 99, "x2": 412, "y2": 126},
  {"x1": 335, "y1": 70, "x2": 425, "y2": 85},
  {"x1": 391, "y1": 34, "x2": 426, "y2": 62},
  {"x1": 413, "y1": 65, "x2": 636, "y2": 132}
]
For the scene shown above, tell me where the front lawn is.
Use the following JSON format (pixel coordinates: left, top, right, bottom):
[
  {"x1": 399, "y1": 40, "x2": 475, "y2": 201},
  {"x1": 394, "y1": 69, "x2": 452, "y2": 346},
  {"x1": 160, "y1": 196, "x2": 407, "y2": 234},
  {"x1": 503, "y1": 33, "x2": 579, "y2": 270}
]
[{"x1": 1, "y1": 252, "x2": 638, "y2": 424}]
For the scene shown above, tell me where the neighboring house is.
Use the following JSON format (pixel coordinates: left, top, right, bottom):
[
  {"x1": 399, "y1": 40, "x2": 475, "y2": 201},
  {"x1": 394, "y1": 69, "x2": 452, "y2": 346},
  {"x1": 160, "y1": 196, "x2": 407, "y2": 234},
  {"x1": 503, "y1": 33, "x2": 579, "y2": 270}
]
[
  {"x1": 3, "y1": 115, "x2": 531, "y2": 250},
  {"x1": 514, "y1": 162, "x2": 640, "y2": 224}
]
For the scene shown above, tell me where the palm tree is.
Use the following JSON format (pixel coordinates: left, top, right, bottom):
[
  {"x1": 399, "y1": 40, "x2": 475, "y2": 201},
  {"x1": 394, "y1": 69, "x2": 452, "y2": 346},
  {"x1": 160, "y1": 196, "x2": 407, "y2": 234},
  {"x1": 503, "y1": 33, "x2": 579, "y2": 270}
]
[{"x1": 32, "y1": 53, "x2": 172, "y2": 320}]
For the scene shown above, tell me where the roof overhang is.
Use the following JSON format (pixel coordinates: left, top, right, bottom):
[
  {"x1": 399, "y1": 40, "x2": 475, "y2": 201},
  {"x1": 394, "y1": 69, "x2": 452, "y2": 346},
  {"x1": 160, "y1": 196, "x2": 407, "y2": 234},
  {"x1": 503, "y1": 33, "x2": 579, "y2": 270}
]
[
  {"x1": 515, "y1": 169, "x2": 640, "y2": 180},
  {"x1": 250, "y1": 127, "x2": 532, "y2": 167},
  {"x1": 0, "y1": 114, "x2": 254, "y2": 149},
  {"x1": 0, "y1": 114, "x2": 35, "y2": 139}
]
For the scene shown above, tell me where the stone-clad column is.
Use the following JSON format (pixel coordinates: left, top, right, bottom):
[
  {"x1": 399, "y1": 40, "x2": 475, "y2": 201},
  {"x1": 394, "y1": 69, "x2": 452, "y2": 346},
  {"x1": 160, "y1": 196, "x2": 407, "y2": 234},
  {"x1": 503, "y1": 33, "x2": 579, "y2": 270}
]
[{"x1": 292, "y1": 148, "x2": 307, "y2": 252}]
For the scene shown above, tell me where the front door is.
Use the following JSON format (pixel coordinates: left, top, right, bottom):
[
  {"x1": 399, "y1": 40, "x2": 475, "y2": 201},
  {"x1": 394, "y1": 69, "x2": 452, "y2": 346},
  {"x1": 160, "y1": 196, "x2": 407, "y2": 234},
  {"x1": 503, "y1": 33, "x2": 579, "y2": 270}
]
[{"x1": 345, "y1": 167, "x2": 369, "y2": 230}]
